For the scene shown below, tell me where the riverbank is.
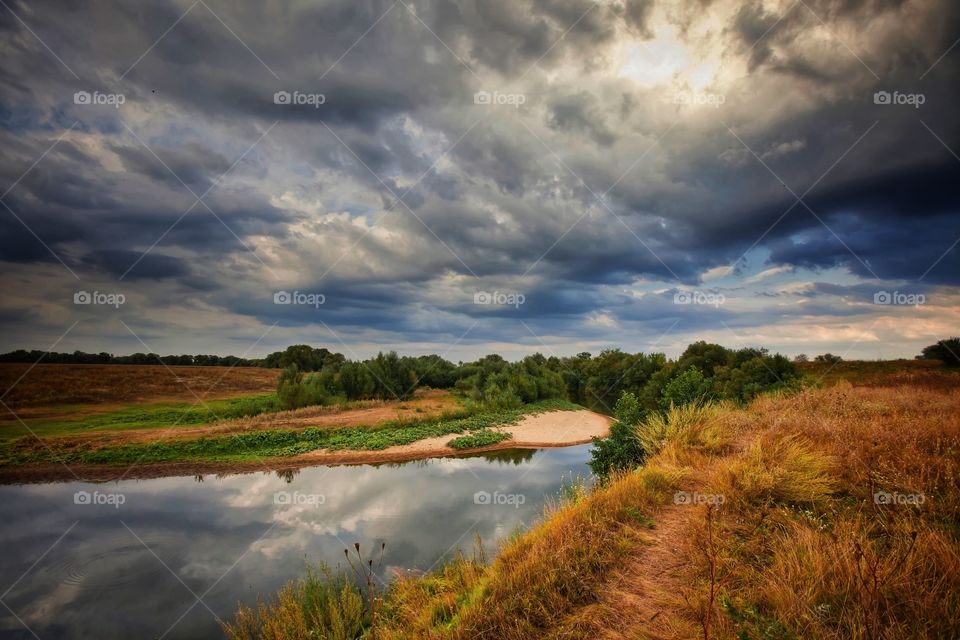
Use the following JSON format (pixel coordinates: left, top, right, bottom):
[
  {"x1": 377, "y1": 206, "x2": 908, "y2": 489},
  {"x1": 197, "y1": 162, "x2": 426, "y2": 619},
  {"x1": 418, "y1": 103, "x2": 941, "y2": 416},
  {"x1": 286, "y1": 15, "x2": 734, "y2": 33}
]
[
  {"x1": 0, "y1": 406, "x2": 610, "y2": 484},
  {"x1": 226, "y1": 367, "x2": 960, "y2": 639}
]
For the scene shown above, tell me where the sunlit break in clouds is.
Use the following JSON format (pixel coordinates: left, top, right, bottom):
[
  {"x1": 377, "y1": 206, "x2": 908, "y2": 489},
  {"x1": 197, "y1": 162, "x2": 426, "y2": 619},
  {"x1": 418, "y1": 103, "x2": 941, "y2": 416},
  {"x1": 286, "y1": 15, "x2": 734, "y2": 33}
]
[{"x1": 1, "y1": 0, "x2": 958, "y2": 360}]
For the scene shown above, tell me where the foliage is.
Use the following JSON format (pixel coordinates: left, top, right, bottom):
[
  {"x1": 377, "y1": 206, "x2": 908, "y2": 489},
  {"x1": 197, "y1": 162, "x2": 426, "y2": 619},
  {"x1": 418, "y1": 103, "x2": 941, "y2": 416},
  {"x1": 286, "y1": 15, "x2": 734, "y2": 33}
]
[
  {"x1": 447, "y1": 429, "x2": 510, "y2": 449},
  {"x1": 2, "y1": 400, "x2": 580, "y2": 467},
  {"x1": 814, "y1": 352, "x2": 843, "y2": 364},
  {"x1": 920, "y1": 337, "x2": 960, "y2": 367},
  {"x1": 222, "y1": 563, "x2": 365, "y2": 640},
  {"x1": 457, "y1": 354, "x2": 567, "y2": 409},
  {"x1": 0, "y1": 349, "x2": 262, "y2": 366},
  {"x1": 588, "y1": 392, "x2": 647, "y2": 478},
  {"x1": 659, "y1": 366, "x2": 714, "y2": 412}
]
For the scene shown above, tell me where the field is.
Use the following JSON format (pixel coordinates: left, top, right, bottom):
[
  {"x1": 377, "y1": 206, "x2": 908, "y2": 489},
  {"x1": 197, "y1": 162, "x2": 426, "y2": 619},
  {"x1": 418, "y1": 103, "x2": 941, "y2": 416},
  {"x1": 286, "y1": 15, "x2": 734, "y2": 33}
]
[
  {"x1": 225, "y1": 362, "x2": 960, "y2": 639},
  {"x1": 0, "y1": 364, "x2": 601, "y2": 482},
  {"x1": 0, "y1": 363, "x2": 280, "y2": 408}
]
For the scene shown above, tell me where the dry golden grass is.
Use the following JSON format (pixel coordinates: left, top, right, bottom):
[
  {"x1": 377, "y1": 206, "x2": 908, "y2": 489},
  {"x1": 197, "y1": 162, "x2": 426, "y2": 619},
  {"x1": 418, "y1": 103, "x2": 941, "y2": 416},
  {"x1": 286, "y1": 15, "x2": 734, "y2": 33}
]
[
  {"x1": 227, "y1": 367, "x2": 960, "y2": 639},
  {"x1": 0, "y1": 363, "x2": 279, "y2": 409}
]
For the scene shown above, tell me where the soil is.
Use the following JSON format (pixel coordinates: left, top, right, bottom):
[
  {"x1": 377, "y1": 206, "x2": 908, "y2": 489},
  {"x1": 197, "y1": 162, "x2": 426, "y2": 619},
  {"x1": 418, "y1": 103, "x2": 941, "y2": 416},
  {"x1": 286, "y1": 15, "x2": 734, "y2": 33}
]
[{"x1": 0, "y1": 409, "x2": 612, "y2": 485}]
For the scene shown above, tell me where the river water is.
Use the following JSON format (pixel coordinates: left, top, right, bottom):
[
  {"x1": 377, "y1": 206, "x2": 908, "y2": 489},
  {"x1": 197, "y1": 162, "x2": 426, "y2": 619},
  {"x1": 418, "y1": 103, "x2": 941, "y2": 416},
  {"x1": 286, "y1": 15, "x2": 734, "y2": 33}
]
[{"x1": 0, "y1": 444, "x2": 593, "y2": 639}]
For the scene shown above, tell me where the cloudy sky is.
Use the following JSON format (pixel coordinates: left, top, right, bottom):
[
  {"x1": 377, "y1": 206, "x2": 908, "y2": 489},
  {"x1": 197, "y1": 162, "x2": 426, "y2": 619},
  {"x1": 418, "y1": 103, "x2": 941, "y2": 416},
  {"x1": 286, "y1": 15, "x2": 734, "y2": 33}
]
[{"x1": 1, "y1": 0, "x2": 958, "y2": 361}]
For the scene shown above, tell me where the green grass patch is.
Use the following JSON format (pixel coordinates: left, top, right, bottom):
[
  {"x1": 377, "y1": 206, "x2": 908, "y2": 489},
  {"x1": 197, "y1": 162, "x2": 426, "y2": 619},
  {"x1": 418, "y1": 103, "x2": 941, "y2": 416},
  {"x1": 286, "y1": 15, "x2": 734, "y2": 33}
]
[
  {"x1": 447, "y1": 429, "x2": 511, "y2": 450},
  {"x1": 1, "y1": 399, "x2": 580, "y2": 467},
  {"x1": 2, "y1": 394, "x2": 282, "y2": 441}
]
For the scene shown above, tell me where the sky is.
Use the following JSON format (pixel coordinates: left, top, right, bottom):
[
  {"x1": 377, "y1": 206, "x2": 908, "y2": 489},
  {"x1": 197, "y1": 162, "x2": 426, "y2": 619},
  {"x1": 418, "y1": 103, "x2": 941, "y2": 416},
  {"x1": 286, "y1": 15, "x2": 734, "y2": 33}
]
[{"x1": 0, "y1": 0, "x2": 958, "y2": 362}]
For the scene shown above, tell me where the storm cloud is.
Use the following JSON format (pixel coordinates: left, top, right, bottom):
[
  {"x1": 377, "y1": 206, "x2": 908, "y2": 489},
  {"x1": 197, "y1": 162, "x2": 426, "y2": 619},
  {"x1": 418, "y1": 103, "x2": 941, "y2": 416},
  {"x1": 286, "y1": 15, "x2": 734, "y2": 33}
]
[{"x1": 0, "y1": 0, "x2": 958, "y2": 359}]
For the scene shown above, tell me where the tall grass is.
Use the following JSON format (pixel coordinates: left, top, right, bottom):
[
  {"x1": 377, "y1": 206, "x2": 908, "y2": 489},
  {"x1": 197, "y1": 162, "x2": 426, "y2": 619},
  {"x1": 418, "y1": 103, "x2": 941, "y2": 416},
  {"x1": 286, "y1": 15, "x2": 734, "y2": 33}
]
[{"x1": 226, "y1": 369, "x2": 960, "y2": 639}]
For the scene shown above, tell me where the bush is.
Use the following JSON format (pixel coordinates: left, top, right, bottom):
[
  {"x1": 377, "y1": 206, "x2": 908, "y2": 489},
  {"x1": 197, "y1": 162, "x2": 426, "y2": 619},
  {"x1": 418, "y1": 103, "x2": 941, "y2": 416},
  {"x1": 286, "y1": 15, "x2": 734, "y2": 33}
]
[
  {"x1": 814, "y1": 353, "x2": 843, "y2": 364},
  {"x1": 659, "y1": 366, "x2": 714, "y2": 412},
  {"x1": 588, "y1": 392, "x2": 646, "y2": 478},
  {"x1": 447, "y1": 429, "x2": 510, "y2": 449},
  {"x1": 921, "y1": 337, "x2": 960, "y2": 367},
  {"x1": 223, "y1": 564, "x2": 365, "y2": 640}
]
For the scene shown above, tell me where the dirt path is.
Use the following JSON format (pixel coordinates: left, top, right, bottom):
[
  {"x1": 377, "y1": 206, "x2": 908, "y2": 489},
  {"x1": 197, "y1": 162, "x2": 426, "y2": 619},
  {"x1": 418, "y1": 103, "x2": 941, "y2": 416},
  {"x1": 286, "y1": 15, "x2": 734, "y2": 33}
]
[
  {"x1": 591, "y1": 430, "x2": 757, "y2": 639},
  {"x1": 595, "y1": 504, "x2": 692, "y2": 639}
]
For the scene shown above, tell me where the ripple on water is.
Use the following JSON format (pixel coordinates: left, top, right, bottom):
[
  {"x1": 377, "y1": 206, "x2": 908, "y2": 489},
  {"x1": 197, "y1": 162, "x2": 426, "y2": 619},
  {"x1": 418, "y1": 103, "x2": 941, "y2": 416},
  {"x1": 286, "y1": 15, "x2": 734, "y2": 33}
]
[{"x1": 41, "y1": 532, "x2": 187, "y2": 593}]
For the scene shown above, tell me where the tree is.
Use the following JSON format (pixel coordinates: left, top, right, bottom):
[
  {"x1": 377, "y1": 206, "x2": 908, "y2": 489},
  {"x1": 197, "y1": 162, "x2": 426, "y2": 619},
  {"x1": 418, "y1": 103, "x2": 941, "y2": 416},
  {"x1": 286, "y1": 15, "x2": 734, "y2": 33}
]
[
  {"x1": 921, "y1": 338, "x2": 960, "y2": 367},
  {"x1": 814, "y1": 353, "x2": 843, "y2": 364},
  {"x1": 588, "y1": 392, "x2": 647, "y2": 479},
  {"x1": 660, "y1": 367, "x2": 714, "y2": 412}
]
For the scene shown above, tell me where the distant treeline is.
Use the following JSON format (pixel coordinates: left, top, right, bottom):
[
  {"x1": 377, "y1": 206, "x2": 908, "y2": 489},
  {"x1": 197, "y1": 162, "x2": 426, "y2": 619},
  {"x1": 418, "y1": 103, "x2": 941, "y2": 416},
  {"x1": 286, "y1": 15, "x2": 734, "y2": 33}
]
[
  {"x1": 0, "y1": 349, "x2": 261, "y2": 367},
  {"x1": 270, "y1": 341, "x2": 807, "y2": 413},
  {"x1": 0, "y1": 345, "x2": 344, "y2": 368}
]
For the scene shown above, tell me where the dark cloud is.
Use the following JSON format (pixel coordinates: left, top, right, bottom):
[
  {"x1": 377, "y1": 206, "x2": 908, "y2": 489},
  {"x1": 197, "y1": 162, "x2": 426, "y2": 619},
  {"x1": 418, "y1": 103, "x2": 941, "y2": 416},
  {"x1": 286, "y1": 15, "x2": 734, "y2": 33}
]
[{"x1": 0, "y1": 0, "x2": 957, "y2": 358}]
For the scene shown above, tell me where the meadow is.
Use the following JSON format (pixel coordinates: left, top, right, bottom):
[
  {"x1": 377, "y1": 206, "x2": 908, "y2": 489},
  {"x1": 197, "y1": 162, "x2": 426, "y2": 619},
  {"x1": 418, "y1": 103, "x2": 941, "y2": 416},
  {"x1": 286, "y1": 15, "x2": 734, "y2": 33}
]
[{"x1": 223, "y1": 362, "x2": 960, "y2": 640}]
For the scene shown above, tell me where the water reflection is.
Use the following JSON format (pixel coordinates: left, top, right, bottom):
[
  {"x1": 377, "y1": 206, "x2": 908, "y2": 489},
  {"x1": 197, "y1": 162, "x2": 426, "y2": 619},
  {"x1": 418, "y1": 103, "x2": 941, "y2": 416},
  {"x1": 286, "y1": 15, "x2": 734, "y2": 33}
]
[{"x1": 0, "y1": 445, "x2": 592, "y2": 639}]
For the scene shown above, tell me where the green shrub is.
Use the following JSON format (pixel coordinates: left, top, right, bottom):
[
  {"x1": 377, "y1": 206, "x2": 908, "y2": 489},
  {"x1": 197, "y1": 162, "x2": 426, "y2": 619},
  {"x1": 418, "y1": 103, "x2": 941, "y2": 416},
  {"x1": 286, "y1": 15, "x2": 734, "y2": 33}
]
[
  {"x1": 588, "y1": 392, "x2": 646, "y2": 479},
  {"x1": 447, "y1": 429, "x2": 510, "y2": 449}
]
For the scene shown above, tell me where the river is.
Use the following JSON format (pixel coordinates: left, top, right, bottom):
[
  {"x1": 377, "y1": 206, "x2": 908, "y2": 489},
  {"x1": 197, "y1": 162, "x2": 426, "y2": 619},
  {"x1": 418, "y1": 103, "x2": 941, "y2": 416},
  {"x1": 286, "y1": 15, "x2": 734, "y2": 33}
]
[{"x1": 0, "y1": 444, "x2": 593, "y2": 639}]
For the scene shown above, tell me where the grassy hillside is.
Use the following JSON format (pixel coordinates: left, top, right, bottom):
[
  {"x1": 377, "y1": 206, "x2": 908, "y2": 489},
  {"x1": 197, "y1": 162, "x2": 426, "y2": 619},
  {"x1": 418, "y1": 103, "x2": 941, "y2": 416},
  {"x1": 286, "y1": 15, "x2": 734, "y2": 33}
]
[{"x1": 225, "y1": 364, "x2": 960, "y2": 639}]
